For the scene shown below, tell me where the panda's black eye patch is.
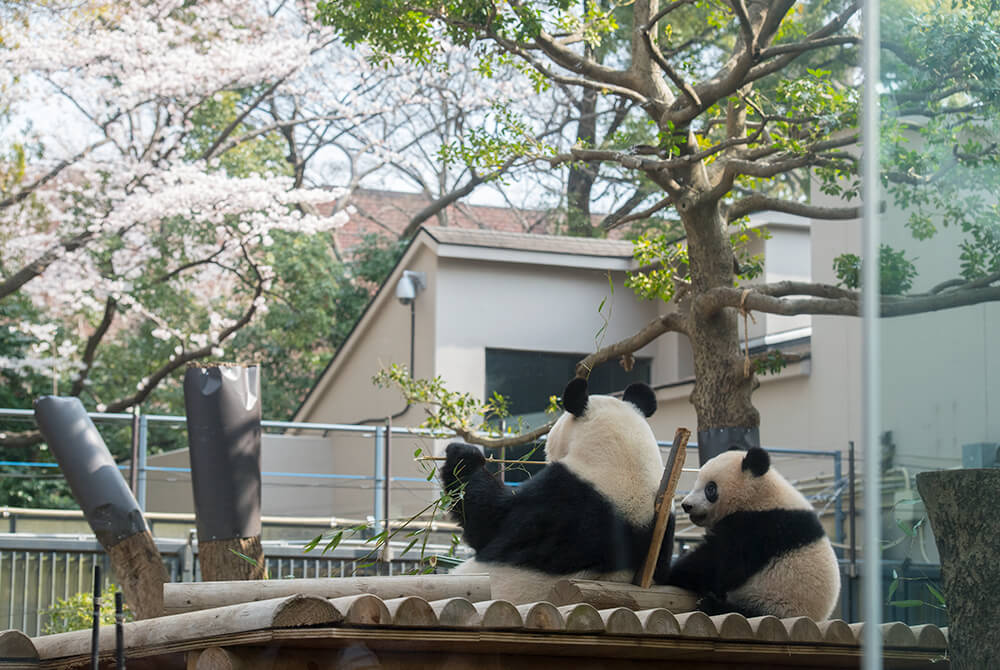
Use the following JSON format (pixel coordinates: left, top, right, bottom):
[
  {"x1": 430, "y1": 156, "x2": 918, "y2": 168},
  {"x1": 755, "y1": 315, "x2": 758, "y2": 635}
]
[{"x1": 705, "y1": 481, "x2": 718, "y2": 503}]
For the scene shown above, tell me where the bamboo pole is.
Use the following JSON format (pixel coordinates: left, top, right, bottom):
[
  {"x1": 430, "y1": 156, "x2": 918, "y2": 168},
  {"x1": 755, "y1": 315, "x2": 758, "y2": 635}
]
[
  {"x1": 634, "y1": 427, "x2": 690, "y2": 588},
  {"x1": 417, "y1": 455, "x2": 698, "y2": 472}
]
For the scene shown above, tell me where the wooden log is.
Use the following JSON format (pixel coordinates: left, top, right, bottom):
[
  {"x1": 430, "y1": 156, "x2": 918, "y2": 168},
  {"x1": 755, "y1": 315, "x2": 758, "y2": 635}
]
[
  {"x1": 31, "y1": 595, "x2": 340, "y2": 662},
  {"x1": 597, "y1": 608, "x2": 642, "y2": 635},
  {"x1": 382, "y1": 596, "x2": 436, "y2": 627},
  {"x1": 911, "y1": 623, "x2": 948, "y2": 650},
  {"x1": 710, "y1": 613, "x2": 754, "y2": 640},
  {"x1": 816, "y1": 619, "x2": 854, "y2": 644},
  {"x1": 328, "y1": 594, "x2": 391, "y2": 626},
  {"x1": 634, "y1": 427, "x2": 689, "y2": 588},
  {"x1": 880, "y1": 621, "x2": 918, "y2": 647},
  {"x1": 557, "y1": 604, "x2": 603, "y2": 633},
  {"x1": 474, "y1": 600, "x2": 522, "y2": 629},
  {"x1": 194, "y1": 647, "x2": 247, "y2": 670},
  {"x1": 164, "y1": 575, "x2": 490, "y2": 614},
  {"x1": 515, "y1": 602, "x2": 563, "y2": 631},
  {"x1": 547, "y1": 579, "x2": 697, "y2": 612},
  {"x1": 427, "y1": 598, "x2": 479, "y2": 628},
  {"x1": 746, "y1": 615, "x2": 789, "y2": 642},
  {"x1": 0, "y1": 629, "x2": 38, "y2": 661},
  {"x1": 107, "y1": 530, "x2": 170, "y2": 620},
  {"x1": 781, "y1": 616, "x2": 823, "y2": 643},
  {"x1": 675, "y1": 611, "x2": 717, "y2": 638},
  {"x1": 197, "y1": 537, "x2": 266, "y2": 582},
  {"x1": 635, "y1": 608, "x2": 680, "y2": 636}
]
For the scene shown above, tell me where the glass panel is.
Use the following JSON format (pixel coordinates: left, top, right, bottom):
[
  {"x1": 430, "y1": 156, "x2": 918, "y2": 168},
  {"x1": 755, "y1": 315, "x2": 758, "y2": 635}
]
[{"x1": 868, "y1": 0, "x2": 1000, "y2": 662}]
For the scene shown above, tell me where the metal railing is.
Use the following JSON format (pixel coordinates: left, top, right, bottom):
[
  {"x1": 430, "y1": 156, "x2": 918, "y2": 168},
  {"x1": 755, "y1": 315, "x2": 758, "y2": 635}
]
[
  {"x1": 0, "y1": 532, "x2": 461, "y2": 636},
  {"x1": 1, "y1": 406, "x2": 848, "y2": 633}
]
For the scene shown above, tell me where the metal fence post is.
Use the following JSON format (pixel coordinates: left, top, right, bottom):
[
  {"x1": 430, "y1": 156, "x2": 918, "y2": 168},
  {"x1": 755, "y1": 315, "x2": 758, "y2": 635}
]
[
  {"x1": 373, "y1": 425, "x2": 386, "y2": 536},
  {"x1": 833, "y1": 450, "x2": 844, "y2": 557},
  {"x1": 137, "y1": 414, "x2": 148, "y2": 512}
]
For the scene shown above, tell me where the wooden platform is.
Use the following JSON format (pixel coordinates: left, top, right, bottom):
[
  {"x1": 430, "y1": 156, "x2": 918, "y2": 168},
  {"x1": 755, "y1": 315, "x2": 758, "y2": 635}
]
[{"x1": 0, "y1": 576, "x2": 948, "y2": 669}]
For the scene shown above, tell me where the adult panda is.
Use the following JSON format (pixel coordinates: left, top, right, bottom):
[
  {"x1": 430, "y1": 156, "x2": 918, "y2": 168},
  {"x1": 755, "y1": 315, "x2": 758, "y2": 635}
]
[
  {"x1": 441, "y1": 377, "x2": 667, "y2": 604},
  {"x1": 657, "y1": 447, "x2": 841, "y2": 620}
]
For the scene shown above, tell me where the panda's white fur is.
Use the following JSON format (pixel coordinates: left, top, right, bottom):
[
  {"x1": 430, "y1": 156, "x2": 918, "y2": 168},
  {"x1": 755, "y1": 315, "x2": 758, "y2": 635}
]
[
  {"x1": 673, "y1": 449, "x2": 841, "y2": 620},
  {"x1": 544, "y1": 393, "x2": 663, "y2": 527},
  {"x1": 442, "y1": 379, "x2": 663, "y2": 604}
]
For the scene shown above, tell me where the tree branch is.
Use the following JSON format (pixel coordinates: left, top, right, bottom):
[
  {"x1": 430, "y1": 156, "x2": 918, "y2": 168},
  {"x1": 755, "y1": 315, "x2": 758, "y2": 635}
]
[
  {"x1": 103, "y1": 277, "x2": 264, "y2": 412},
  {"x1": 69, "y1": 297, "x2": 117, "y2": 397},
  {"x1": 453, "y1": 421, "x2": 557, "y2": 450},
  {"x1": 695, "y1": 280, "x2": 1000, "y2": 320},
  {"x1": 399, "y1": 157, "x2": 519, "y2": 239},
  {"x1": 0, "y1": 140, "x2": 110, "y2": 211},
  {"x1": 604, "y1": 194, "x2": 675, "y2": 230},
  {"x1": 0, "y1": 230, "x2": 95, "y2": 301},
  {"x1": 726, "y1": 194, "x2": 861, "y2": 222},
  {"x1": 641, "y1": 29, "x2": 701, "y2": 108},
  {"x1": 575, "y1": 312, "x2": 689, "y2": 378}
]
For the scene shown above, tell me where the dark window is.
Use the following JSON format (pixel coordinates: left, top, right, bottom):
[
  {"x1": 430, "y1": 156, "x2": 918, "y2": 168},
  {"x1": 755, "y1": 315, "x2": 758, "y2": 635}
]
[
  {"x1": 484, "y1": 349, "x2": 651, "y2": 482},
  {"x1": 485, "y1": 348, "x2": 651, "y2": 416}
]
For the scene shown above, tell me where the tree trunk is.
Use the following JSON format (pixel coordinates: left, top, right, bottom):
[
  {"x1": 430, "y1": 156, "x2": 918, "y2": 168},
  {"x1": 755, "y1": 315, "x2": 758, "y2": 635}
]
[
  {"x1": 916, "y1": 469, "x2": 1000, "y2": 670},
  {"x1": 566, "y1": 89, "x2": 598, "y2": 236},
  {"x1": 683, "y1": 199, "x2": 760, "y2": 461},
  {"x1": 107, "y1": 531, "x2": 169, "y2": 619},
  {"x1": 198, "y1": 536, "x2": 267, "y2": 581}
]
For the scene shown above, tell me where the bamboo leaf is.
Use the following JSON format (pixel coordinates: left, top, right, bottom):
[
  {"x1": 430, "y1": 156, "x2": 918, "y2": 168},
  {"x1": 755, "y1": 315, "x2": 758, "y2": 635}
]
[{"x1": 322, "y1": 530, "x2": 344, "y2": 555}]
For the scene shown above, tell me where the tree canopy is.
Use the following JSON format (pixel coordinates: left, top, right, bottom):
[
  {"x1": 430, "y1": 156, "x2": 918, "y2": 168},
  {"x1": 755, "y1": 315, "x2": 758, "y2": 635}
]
[{"x1": 316, "y1": 0, "x2": 1000, "y2": 453}]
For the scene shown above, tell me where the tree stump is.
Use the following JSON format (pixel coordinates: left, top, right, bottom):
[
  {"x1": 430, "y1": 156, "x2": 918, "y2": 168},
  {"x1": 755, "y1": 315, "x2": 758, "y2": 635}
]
[
  {"x1": 198, "y1": 536, "x2": 266, "y2": 581},
  {"x1": 916, "y1": 469, "x2": 1000, "y2": 670}
]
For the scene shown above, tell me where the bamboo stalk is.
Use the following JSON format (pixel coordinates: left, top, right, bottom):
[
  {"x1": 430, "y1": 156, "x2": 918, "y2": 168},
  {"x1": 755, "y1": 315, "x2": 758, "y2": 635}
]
[
  {"x1": 417, "y1": 455, "x2": 698, "y2": 472},
  {"x1": 634, "y1": 427, "x2": 690, "y2": 588},
  {"x1": 416, "y1": 456, "x2": 549, "y2": 466}
]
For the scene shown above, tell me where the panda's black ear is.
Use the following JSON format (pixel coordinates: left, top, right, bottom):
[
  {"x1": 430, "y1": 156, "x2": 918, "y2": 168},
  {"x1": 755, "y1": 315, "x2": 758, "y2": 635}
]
[
  {"x1": 741, "y1": 447, "x2": 770, "y2": 477},
  {"x1": 562, "y1": 377, "x2": 589, "y2": 417},
  {"x1": 623, "y1": 382, "x2": 656, "y2": 418}
]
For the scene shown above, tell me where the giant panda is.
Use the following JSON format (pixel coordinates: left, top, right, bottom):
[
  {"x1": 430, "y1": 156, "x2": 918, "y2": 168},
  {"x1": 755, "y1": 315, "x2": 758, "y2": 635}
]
[
  {"x1": 656, "y1": 446, "x2": 841, "y2": 620},
  {"x1": 440, "y1": 377, "x2": 667, "y2": 604}
]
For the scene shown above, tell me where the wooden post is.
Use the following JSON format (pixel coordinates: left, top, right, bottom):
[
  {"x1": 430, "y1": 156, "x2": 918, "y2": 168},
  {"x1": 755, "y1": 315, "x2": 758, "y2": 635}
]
[{"x1": 634, "y1": 427, "x2": 689, "y2": 588}]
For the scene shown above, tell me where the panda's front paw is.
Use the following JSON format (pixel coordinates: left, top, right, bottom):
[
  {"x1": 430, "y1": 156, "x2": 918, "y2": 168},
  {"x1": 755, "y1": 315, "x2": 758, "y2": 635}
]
[{"x1": 442, "y1": 442, "x2": 486, "y2": 486}]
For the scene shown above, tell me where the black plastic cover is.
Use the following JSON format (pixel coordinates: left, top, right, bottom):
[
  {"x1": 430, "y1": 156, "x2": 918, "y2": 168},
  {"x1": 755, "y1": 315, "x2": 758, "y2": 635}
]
[
  {"x1": 33, "y1": 396, "x2": 148, "y2": 547},
  {"x1": 696, "y1": 426, "x2": 761, "y2": 465},
  {"x1": 183, "y1": 365, "x2": 262, "y2": 541}
]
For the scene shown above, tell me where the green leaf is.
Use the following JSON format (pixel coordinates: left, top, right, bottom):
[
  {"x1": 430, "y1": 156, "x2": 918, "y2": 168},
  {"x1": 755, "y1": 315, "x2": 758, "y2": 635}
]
[
  {"x1": 322, "y1": 530, "x2": 344, "y2": 555},
  {"x1": 926, "y1": 583, "x2": 947, "y2": 606},
  {"x1": 887, "y1": 578, "x2": 900, "y2": 603},
  {"x1": 889, "y1": 599, "x2": 926, "y2": 608},
  {"x1": 303, "y1": 534, "x2": 322, "y2": 553}
]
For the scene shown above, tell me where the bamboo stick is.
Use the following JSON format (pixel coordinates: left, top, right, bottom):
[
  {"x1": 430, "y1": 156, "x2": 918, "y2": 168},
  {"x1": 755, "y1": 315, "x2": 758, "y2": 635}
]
[
  {"x1": 417, "y1": 455, "x2": 699, "y2": 472},
  {"x1": 634, "y1": 427, "x2": 690, "y2": 588}
]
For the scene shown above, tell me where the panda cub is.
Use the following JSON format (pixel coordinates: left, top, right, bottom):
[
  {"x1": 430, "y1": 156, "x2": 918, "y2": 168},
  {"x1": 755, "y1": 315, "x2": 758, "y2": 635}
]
[
  {"x1": 658, "y1": 447, "x2": 840, "y2": 620},
  {"x1": 441, "y1": 377, "x2": 665, "y2": 604}
]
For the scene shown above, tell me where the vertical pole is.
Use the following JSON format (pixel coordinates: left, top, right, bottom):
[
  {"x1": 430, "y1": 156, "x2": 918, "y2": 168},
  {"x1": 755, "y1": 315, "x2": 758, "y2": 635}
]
[
  {"x1": 861, "y1": 0, "x2": 883, "y2": 658},
  {"x1": 373, "y1": 426, "x2": 386, "y2": 537},
  {"x1": 383, "y1": 419, "x2": 391, "y2": 535},
  {"x1": 91, "y1": 564, "x2": 101, "y2": 670},
  {"x1": 498, "y1": 419, "x2": 506, "y2": 484},
  {"x1": 115, "y1": 590, "x2": 125, "y2": 670},
  {"x1": 382, "y1": 419, "x2": 392, "y2": 573},
  {"x1": 849, "y1": 440, "x2": 858, "y2": 621},
  {"x1": 833, "y1": 451, "x2": 844, "y2": 557},
  {"x1": 137, "y1": 414, "x2": 148, "y2": 512},
  {"x1": 129, "y1": 407, "x2": 140, "y2": 495}
]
